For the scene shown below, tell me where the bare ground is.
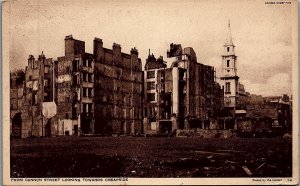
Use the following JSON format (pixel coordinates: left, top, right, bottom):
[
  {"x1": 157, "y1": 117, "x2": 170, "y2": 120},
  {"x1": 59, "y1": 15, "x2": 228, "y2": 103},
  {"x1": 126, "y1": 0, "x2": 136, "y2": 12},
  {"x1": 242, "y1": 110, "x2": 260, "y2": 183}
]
[{"x1": 10, "y1": 137, "x2": 292, "y2": 177}]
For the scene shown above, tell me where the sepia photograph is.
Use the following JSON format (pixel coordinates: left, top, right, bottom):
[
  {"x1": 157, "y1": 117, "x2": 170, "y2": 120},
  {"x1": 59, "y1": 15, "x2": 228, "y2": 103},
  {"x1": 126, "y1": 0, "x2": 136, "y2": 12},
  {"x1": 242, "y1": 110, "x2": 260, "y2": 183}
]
[{"x1": 2, "y1": 0, "x2": 298, "y2": 185}]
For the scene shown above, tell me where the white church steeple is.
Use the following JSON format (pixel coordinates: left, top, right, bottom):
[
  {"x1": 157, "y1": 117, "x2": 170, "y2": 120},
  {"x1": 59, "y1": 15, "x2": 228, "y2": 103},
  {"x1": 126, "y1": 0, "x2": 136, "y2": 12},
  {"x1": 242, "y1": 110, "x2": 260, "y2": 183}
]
[{"x1": 221, "y1": 20, "x2": 239, "y2": 109}]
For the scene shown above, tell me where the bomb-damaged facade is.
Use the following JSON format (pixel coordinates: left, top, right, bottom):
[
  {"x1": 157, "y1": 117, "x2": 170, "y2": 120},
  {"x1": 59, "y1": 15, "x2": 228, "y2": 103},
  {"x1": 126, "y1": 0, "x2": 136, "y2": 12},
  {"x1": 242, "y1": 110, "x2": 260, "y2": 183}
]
[
  {"x1": 9, "y1": 38, "x2": 224, "y2": 137},
  {"x1": 10, "y1": 35, "x2": 143, "y2": 137},
  {"x1": 56, "y1": 35, "x2": 95, "y2": 135},
  {"x1": 56, "y1": 35, "x2": 143, "y2": 135},
  {"x1": 11, "y1": 53, "x2": 57, "y2": 138},
  {"x1": 143, "y1": 44, "x2": 224, "y2": 134},
  {"x1": 10, "y1": 70, "x2": 25, "y2": 138},
  {"x1": 93, "y1": 38, "x2": 143, "y2": 135}
]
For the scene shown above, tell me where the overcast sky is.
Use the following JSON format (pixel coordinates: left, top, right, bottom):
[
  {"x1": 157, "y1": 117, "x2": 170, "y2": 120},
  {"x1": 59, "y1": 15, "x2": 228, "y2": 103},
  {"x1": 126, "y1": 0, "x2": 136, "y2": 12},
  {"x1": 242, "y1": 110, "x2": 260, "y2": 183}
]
[{"x1": 7, "y1": 0, "x2": 296, "y2": 96}]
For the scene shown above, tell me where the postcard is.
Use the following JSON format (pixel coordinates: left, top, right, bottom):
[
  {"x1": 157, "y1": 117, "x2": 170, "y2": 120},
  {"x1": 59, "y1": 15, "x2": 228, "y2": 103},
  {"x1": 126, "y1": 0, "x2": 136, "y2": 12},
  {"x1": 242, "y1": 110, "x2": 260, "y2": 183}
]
[{"x1": 2, "y1": 0, "x2": 298, "y2": 185}]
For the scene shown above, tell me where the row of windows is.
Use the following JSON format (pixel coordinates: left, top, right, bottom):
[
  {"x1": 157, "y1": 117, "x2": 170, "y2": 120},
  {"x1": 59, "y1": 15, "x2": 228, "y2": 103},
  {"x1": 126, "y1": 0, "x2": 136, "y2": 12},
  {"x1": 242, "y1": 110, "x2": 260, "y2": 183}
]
[
  {"x1": 82, "y1": 72, "x2": 94, "y2": 82},
  {"x1": 99, "y1": 95, "x2": 133, "y2": 105},
  {"x1": 59, "y1": 87, "x2": 113, "y2": 102},
  {"x1": 144, "y1": 107, "x2": 156, "y2": 118},
  {"x1": 57, "y1": 83, "x2": 71, "y2": 89},
  {"x1": 83, "y1": 87, "x2": 94, "y2": 98},
  {"x1": 59, "y1": 59, "x2": 92, "y2": 74},
  {"x1": 226, "y1": 45, "x2": 233, "y2": 68},
  {"x1": 83, "y1": 59, "x2": 93, "y2": 67},
  {"x1": 29, "y1": 61, "x2": 39, "y2": 69},
  {"x1": 82, "y1": 103, "x2": 93, "y2": 113},
  {"x1": 65, "y1": 104, "x2": 93, "y2": 119},
  {"x1": 28, "y1": 75, "x2": 43, "y2": 81},
  {"x1": 147, "y1": 71, "x2": 166, "y2": 79},
  {"x1": 99, "y1": 106, "x2": 140, "y2": 119}
]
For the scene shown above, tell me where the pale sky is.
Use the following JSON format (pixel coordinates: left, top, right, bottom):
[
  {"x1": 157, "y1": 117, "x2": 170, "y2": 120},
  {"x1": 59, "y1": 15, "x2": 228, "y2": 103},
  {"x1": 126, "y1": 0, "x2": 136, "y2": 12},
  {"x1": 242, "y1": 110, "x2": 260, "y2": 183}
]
[{"x1": 7, "y1": 0, "x2": 296, "y2": 96}]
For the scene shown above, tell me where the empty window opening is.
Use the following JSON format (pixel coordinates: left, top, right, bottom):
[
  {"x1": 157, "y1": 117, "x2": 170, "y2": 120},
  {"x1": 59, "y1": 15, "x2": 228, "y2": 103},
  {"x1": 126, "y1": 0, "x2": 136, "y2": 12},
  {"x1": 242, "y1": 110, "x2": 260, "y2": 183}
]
[
  {"x1": 147, "y1": 93, "x2": 155, "y2": 102},
  {"x1": 147, "y1": 71, "x2": 155, "y2": 79},
  {"x1": 147, "y1": 82, "x2": 155, "y2": 90},
  {"x1": 225, "y1": 82, "x2": 231, "y2": 92}
]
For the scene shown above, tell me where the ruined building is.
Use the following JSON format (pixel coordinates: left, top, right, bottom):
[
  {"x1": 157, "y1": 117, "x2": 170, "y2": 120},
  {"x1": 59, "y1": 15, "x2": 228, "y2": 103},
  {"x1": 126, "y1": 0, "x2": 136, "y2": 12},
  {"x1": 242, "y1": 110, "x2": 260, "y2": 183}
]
[
  {"x1": 245, "y1": 94, "x2": 292, "y2": 131},
  {"x1": 236, "y1": 82, "x2": 250, "y2": 110},
  {"x1": 143, "y1": 44, "x2": 224, "y2": 134},
  {"x1": 10, "y1": 70, "x2": 25, "y2": 138},
  {"x1": 56, "y1": 35, "x2": 95, "y2": 135},
  {"x1": 143, "y1": 54, "x2": 176, "y2": 134},
  {"x1": 56, "y1": 35, "x2": 143, "y2": 135},
  {"x1": 17, "y1": 53, "x2": 56, "y2": 138},
  {"x1": 93, "y1": 38, "x2": 143, "y2": 135},
  {"x1": 10, "y1": 35, "x2": 143, "y2": 137}
]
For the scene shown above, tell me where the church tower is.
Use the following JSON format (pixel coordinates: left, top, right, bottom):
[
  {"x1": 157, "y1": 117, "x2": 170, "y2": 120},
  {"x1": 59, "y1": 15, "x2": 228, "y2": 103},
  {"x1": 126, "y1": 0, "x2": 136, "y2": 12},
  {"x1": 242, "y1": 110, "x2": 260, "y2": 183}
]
[{"x1": 221, "y1": 20, "x2": 239, "y2": 109}]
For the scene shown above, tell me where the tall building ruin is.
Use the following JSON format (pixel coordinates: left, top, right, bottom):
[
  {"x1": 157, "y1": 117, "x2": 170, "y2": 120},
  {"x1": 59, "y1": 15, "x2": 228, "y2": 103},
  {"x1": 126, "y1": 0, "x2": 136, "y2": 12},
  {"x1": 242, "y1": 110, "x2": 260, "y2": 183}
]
[
  {"x1": 18, "y1": 53, "x2": 56, "y2": 138},
  {"x1": 93, "y1": 38, "x2": 143, "y2": 135},
  {"x1": 143, "y1": 44, "x2": 224, "y2": 134}
]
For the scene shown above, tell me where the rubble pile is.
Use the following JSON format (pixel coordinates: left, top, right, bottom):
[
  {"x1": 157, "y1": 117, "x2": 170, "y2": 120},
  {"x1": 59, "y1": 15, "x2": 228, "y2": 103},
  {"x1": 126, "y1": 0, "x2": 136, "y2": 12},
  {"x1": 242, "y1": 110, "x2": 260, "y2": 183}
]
[{"x1": 176, "y1": 129, "x2": 236, "y2": 138}]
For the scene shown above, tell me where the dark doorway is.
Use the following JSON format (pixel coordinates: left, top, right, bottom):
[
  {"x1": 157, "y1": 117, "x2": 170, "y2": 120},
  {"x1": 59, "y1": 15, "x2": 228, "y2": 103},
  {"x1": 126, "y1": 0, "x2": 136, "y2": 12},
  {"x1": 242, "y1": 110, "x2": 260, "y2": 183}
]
[
  {"x1": 12, "y1": 113, "x2": 22, "y2": 138},
  {"x1": 45, "y1": 119, "x2": 51, "y2": 137},
  {"x1": 81, "y1": 116, "x2": 92, "y2": 134},
  {"x1": 121, "y1": 121, "x2": 125, "y2": 134},
  {"x1": 74, "y1": 125, "x2": 78, "y2": 135},
  {"x1": 159, "y1": 121, "x2": 172, "y2": 134}
]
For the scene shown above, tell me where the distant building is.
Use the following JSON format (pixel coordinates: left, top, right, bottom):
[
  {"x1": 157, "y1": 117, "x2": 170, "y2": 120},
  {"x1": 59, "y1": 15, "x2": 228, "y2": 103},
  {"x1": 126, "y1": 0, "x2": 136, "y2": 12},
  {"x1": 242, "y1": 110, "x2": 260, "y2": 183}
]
[
  {"x1": 246, "y1": 94, "x2": 292, "y2": 131},
  {"x1": 236, "y1": 82, "x2": 250, "y2": 110},
  {"x1": 213, "y1": 82, "x2": 225, "y2": 116},
  {"x1": 143, "y1": 44, "x2": 224, "y2": 134}
]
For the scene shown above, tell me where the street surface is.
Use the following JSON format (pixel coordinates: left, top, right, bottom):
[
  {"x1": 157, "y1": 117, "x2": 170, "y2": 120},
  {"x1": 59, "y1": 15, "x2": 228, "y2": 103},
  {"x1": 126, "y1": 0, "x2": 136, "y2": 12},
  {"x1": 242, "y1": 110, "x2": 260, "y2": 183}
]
[{"x1": 11, "y1": 137, "x2": 292, "y2": 177}]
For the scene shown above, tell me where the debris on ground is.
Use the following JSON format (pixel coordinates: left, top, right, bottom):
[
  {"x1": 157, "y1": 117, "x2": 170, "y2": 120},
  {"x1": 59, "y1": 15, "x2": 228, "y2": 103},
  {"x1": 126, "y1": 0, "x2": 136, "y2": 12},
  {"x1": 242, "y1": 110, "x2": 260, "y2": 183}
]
[
  {"x1": 10, "y1": 137, "x2": 292, "y2": 177},
  {"x1": 242, "y1": 166, "x2": 253, "y2": 176}
]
